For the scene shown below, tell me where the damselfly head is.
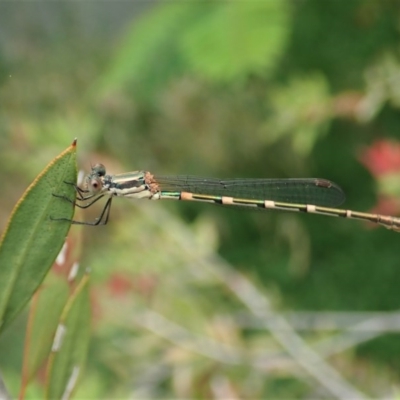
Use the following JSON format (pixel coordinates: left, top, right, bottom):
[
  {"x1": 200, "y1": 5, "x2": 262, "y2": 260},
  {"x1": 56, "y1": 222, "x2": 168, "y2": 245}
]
[{"x1": 85, "y1": 163, "x2": 106, "y2": 194}]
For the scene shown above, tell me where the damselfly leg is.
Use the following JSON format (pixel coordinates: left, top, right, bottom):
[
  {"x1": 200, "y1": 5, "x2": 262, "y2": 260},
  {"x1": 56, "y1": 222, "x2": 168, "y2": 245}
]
[{"x1": 51, "y1": 180, "x2": 112, "y2": 225}]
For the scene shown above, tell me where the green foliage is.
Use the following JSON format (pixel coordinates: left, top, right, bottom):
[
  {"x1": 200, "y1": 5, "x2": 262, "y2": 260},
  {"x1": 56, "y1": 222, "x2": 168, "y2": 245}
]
[
  {"x1": 99, "y1": 2, "x2": 204, "y2": 98},
  {"x1": 180, "y1": 1, "x2": 290, "y2": 82},
  {"x1": 22, "y1": 275, "x2": 70, "y2": 384},
  {"x1": 262, "y1": 73, "x2": 331, "y2": 154},
  {"x1": 0, "y1": 141, "x2": 77, "y2": 333},
  {"x1": 45, "y1": 273, "x2": 91, "y2": 400},
  {"x1": 100, "y1": 0, "x2": 290, "y2": 99}
]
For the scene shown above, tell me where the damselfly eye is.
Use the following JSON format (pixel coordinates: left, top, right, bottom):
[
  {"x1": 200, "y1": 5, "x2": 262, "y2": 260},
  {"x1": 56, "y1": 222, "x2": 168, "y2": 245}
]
[
  {"x1": 92, "y1": 163, "x2": 106, "y2": 177},
  {"x1": 87, "y1": 176, "x2": 103, "y2": 194}
]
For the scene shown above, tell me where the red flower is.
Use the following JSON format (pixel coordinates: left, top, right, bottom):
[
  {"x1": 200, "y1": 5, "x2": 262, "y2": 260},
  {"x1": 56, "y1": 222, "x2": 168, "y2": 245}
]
[{"x1": 359, "y1": 140, "x2": 400, "y2": 177}]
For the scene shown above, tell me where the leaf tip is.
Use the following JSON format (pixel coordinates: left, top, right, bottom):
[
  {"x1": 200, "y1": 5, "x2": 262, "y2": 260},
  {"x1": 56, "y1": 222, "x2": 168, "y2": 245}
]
[{"x1": 72, "y1": 138, "x2": 78, "y2": 147}]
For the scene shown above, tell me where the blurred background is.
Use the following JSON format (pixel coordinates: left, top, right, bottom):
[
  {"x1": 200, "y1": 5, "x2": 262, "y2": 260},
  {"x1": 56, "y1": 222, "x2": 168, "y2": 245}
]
[{"x1": 1, "y1": 0, "x2": 400, "y2": 398}]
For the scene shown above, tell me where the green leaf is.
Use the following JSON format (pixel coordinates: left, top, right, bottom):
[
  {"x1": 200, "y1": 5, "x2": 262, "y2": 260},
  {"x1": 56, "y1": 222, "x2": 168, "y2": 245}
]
[
  {"x1": 45, "y1": 273, "x2": 91, "y2": 400},
  {"x1": 0, "y1": 140, "x2": 77, "y2": 333},
  {"x1": 99, "y1": 2, "x2": 291, "y2": 96},
  {"x1": 21, "y1": 275, "x2": 70, "y2": 386},
  {"x1": 97, "y1": 2, "x2": 206, "y2": 99},
  {"x1": 180, "y1": 1, "x2": 291, "y2": 83},
  {"x1": 20, "y1": 211, "x2": 84, "y2": 397},
  {"x1": 262, "y1": 74, "x2": 331, "y2": 154}
]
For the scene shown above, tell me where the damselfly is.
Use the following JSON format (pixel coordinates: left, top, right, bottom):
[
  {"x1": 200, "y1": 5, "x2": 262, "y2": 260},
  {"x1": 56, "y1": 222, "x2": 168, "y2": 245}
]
[{"x1": 52, "y1": 163, "x2": 400, "y2": 231}]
